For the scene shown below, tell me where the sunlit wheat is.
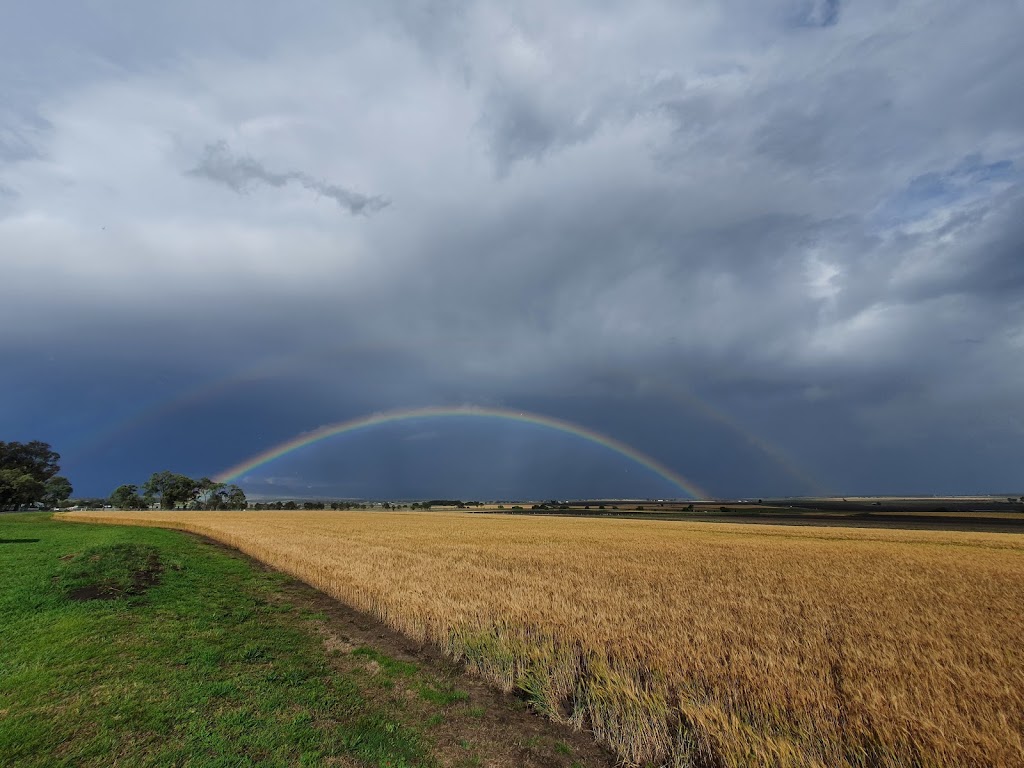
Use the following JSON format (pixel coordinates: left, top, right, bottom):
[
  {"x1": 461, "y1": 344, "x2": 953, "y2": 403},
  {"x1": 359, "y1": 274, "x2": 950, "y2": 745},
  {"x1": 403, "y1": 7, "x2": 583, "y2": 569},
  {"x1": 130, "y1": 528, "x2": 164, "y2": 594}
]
[{"x1": 61, "y1": 510, "x2": 1024, "y2": 767}]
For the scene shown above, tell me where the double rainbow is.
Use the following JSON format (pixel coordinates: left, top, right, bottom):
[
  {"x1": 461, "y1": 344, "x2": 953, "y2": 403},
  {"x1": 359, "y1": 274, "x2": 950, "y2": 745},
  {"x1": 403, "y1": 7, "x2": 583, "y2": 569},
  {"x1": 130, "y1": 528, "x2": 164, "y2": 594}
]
[{"x1": 214, "y1": 405, "x2": 707, "y2": 498}]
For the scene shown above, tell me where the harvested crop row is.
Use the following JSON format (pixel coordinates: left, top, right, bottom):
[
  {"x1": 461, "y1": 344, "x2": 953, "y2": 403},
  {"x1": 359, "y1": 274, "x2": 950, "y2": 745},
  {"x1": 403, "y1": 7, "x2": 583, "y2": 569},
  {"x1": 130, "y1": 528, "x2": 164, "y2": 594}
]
[{"x1": 61, "y1": 510, "x2": 1024, "y2": 767}]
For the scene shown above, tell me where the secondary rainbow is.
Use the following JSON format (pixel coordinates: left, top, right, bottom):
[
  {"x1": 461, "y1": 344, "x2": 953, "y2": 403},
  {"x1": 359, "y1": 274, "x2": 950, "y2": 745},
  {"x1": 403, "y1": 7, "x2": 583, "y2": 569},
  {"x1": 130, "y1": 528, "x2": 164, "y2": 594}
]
[
  {"x1": 72, "y1": 357, "x2": 822, "y2": 494},
  {"x1": 214, "y1": 405, "x2": 708, "y2": 498}
]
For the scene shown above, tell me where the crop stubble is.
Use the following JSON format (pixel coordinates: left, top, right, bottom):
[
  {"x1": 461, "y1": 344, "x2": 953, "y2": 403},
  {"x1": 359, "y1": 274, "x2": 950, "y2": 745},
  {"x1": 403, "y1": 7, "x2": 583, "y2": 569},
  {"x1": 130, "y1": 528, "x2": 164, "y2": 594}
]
[{"x1": 62, "y1": 510, "x2": 1024, "y2": 767}]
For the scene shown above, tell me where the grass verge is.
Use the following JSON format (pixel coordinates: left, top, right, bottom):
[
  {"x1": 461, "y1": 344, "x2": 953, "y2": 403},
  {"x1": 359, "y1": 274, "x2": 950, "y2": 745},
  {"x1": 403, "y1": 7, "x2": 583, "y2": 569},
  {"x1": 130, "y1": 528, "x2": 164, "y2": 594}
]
[{"x1": 0, "y1": 512, "x2": 430, "y2": 768}]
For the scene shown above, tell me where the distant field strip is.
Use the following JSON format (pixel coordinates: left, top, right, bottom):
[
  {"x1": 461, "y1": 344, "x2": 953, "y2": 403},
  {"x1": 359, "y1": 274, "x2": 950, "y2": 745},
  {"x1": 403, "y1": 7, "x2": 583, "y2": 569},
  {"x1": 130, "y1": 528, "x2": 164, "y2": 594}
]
[{"x1": 61, "y1": 510, "x2": 1024, "y2": 767}]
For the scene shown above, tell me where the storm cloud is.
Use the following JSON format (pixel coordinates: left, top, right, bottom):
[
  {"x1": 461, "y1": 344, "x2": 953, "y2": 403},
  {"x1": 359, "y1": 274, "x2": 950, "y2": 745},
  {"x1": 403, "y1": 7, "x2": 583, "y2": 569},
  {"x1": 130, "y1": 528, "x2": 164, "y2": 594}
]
[{"x1": 1, "y1": 0, "x2": 1022, "y2": 498}]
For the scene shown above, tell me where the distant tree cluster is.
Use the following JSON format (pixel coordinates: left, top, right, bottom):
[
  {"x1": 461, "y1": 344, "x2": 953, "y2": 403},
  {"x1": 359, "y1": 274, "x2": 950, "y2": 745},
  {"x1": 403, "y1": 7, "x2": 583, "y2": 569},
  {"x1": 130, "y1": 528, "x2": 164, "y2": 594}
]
[
  {"x1": 247, "y1": 501, "x2": 411, "y2": 510},
  {"x1": 408, "y1": 500, "x2": 483, "y2": 509},
  {"x1": 0, "y1": 441, "x2": 73, "y2": 510},
  {"x1": 332, "y1": 501, "x2": 371, "y2": 510},
  {"x1": 108, "y1": 472, "x2": 246, "y2": 510},
  {"x1": 251, "y1": 501, "x2": 299, "y2": 510},
  {"x1": 242, "y1": 499, "x2": 488, "y2": 512},
  {"x1": 109, "y1": 484, "x2": 146, "y2": 510},
  {"x1": 64, "y1": 498, "x2": 108, "y2": 509}
]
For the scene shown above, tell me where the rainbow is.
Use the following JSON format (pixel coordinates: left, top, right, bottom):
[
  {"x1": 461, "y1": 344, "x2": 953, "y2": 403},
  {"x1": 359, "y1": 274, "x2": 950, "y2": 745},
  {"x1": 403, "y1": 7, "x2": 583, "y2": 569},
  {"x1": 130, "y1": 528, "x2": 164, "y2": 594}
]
[
  {"x1": 214, "y1": 405, "x2": 708, "y2": 498},
  {"x1": 69, "y1": 351, "x2": 823, "y2": 495}
]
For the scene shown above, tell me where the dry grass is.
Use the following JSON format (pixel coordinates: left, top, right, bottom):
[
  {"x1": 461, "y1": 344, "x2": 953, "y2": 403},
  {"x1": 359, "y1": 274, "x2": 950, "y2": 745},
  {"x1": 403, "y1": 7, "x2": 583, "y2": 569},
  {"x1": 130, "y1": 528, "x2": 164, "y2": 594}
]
[{"x1": 61, "y1": 510, "x2": 1024, "y2": 767}]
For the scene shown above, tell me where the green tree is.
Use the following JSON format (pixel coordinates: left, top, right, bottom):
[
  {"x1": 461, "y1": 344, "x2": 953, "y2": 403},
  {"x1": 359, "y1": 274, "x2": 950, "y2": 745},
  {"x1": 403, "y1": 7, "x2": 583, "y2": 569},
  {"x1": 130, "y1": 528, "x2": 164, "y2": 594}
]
[
  {"x1": 0, "y1": 469, "x2": 45, "y2": 510},
  {"x1": 110, "y1": 484, "x2": 145, "y2": 510},
  {"x1": 195, "y1": 477, "x2": 225, "y2": 509},
  {"x1": 43, "y1": 476, "x2": 74, "y2": 507},
  {"x1": 224, "y1": 485, "x2": 247, "y2": 509},
  {"x1": 143, "y1": 471, "x2": 201, "y2": 509},
  {"x1": 0, "y1": 440, "x2": 60, "y2": 482},
  {"x1": 0, "y1": 440, "x2": 70, "y2": 509}
]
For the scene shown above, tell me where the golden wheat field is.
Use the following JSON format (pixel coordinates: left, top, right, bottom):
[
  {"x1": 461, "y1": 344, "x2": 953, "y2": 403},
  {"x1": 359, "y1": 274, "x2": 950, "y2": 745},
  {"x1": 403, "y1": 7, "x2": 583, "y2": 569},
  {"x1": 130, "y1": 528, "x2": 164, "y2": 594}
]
[{"x1": 60, "y1": 510, "x2": 1024, "y2": 767}]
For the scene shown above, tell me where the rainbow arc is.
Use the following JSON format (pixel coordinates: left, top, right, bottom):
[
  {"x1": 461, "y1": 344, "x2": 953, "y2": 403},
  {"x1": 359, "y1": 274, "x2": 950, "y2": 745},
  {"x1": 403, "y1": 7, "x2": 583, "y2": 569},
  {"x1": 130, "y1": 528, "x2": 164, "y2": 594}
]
[{"x1": 213, "y1": 405, "x2": 707, "y2": 499}]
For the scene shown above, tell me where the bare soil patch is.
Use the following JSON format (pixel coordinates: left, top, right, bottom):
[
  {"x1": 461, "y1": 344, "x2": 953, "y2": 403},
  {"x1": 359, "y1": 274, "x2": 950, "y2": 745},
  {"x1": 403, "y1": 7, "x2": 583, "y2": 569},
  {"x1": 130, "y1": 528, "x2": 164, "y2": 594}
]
[{"x1": 57, "y1": 543, "x2": 164, "y2": 601}]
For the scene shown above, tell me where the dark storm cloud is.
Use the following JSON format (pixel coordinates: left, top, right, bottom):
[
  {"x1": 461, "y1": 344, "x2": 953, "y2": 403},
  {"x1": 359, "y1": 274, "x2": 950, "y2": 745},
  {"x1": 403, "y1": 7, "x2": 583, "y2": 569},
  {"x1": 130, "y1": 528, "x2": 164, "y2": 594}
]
[
  {"x1": 187, "y1": 140, "x2": 389, "y2": 215},
  {"x1": 2, "y1": 0, "x2": 1024, "y2": 498}
]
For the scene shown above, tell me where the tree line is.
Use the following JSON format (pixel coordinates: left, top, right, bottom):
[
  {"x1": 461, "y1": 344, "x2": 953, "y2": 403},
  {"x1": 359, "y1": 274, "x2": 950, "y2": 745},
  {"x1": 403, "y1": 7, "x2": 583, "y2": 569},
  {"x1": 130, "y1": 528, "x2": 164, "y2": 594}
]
[
  {"x1": 253, "y1": 501, "x2": 376, "y2": 510},
  {"x1": 3, "y1": 439, "x2": 497, "y2": 513},
  {"x1": 1, "y1": 440, "x2": 254, "y2": 512},
  {"x1": 110, "y1": 471, "x2": 247, "y2": 510}
]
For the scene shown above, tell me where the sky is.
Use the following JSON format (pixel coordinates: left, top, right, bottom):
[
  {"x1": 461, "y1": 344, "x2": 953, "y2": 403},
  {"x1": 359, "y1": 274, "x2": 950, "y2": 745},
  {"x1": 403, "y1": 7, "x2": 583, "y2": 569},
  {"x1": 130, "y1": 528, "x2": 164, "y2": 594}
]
[{"x1": 2, "y1": 0, "x2": 1023, "y2": 500}]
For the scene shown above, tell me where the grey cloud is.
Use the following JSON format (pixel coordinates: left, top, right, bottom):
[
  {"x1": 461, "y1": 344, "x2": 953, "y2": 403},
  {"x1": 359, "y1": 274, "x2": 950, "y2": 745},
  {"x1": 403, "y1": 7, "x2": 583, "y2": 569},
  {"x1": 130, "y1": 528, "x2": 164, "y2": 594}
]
[
  {"x1": 0, "y1": 184, "x2": 17, "y2": 221},
  {"x1": 894, "y1": 190, "x2": 1024, "y2": 302},
  {"x1": 755, "y1": 108, "x2": 829, "y2": 168},
  {"x1": 481, "y1": 90, "x2": 571, "y2": 169},
  {"x1": 0, "y1": 110, "x2": 51, "y2": 162},
  {"x1": 4, "y1": 0, "x2": 1024, "y2": 497},
  {"x1": 187, "y1": 140, "x2": 389, "y2": 215},
  {"x1": 876, "y1": 155, "x2": 1018, "y2": 226},
  {"x1": 390, "y1": 0, "x2": 472, "y2": 57},
  {"x1": 793, "y1": 0, "x2": 841, "y2": 28},
  {"x1": 0, "y1": 182, "x2": 18, "y2": 219},
  {"x1": 479, "y1": 83, "x2": 614, "y2": 171}
]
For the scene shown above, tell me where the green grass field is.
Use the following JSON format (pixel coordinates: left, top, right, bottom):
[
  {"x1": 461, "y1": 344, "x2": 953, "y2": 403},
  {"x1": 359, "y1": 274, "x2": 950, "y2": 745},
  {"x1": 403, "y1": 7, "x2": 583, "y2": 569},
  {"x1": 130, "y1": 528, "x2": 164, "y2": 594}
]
[{"x1": 0, "y1": 512, "x2": 433, "y2": 768}]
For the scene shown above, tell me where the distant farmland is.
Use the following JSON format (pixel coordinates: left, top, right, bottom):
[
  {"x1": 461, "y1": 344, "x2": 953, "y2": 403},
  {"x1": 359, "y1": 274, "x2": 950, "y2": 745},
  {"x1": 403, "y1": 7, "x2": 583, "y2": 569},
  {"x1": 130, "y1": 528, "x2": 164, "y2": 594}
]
[{"x1": 61, "y1": 510, "x2": 1024, "y2": 767}]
